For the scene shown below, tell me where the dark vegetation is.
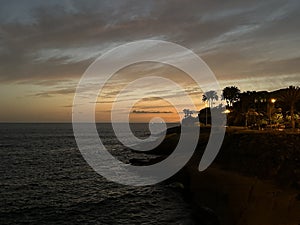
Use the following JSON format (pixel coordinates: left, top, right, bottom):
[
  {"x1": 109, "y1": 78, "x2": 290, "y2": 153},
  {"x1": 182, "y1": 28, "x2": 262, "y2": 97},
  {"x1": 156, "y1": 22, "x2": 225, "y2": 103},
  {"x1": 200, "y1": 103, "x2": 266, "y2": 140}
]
[{"x1": 200, "y1": 85, "x2": 300, "y2": 130}]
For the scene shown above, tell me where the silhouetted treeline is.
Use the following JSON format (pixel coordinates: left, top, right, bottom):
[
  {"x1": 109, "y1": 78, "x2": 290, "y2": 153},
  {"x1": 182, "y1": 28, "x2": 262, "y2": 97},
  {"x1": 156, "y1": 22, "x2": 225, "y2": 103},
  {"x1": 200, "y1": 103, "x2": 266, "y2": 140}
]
[{"x1": 199, "y1": 86, "x2": 300, "y2": 129}]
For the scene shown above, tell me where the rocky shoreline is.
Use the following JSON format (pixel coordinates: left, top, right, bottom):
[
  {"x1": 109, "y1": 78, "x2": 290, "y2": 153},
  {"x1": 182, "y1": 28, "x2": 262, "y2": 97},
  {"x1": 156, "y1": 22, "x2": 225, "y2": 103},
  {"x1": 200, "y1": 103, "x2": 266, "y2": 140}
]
[{"x1": 130, "y1": 126, "x2": 300, "y2": 225}]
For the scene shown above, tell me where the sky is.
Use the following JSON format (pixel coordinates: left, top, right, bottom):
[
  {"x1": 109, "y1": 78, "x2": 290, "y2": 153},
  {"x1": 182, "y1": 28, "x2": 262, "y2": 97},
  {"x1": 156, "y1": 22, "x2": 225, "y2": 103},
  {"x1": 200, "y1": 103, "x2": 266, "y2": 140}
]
[{"x1": 0, "y1": 0, "x2": 299, "y2": 122}]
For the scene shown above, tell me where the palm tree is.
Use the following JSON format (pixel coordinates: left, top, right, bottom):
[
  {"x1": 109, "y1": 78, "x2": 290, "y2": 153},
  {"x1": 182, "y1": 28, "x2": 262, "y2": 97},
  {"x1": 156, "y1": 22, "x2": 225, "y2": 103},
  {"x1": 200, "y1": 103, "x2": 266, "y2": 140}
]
[
  {"x1": 222, "y1": 86, "x2": 240, "y2": 107},
  {"x1": 202, "y1": 90, "x2": 219, "y2": 108},
  {"x1": 183, "y1": 109, "x2": 193, "y2": 118},
  {"x1": 276, "y1": 86, "x2": 300, "y2": 130}
]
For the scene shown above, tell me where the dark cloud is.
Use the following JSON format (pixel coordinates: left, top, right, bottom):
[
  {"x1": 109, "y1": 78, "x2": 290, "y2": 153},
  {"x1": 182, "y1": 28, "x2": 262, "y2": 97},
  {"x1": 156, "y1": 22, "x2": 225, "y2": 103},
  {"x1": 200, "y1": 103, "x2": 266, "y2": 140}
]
[
  {"x1": 131, "y1": 110, "x2": 173, "y2": 114},
  {"x1": 252, "y1": 56, "x2": 300, "y2": 75},
  {"x1": 142, "y1": 97, "x2": 162, "y2": 102},
  {"x1": 133, "y1": 105, "x2": 172, "y2": 110},
  {"x1": 62, "y1": 105, "x2": 73, "y2": 108},
  {"x1": 0, "y1": 0, "x2": 299, "y2": 88},
  {"x1": 32, "y1": 87, "x2": 75, "y2": 97}
]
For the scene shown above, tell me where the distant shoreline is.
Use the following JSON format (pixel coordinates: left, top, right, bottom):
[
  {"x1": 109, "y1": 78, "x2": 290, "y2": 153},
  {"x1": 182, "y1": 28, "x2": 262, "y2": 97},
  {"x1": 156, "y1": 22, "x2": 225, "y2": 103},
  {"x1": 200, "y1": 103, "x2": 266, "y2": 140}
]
[{"x1": 0, "y1": 122, "x2": 181, "y2": 124}]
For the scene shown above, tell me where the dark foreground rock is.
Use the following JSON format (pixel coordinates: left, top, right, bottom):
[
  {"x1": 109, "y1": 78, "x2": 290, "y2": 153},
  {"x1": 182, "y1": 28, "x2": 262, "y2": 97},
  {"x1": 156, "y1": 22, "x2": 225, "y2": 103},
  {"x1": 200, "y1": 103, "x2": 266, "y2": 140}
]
[{"x1": 131, "y1": 127, "x2": 300, "y2": 225}]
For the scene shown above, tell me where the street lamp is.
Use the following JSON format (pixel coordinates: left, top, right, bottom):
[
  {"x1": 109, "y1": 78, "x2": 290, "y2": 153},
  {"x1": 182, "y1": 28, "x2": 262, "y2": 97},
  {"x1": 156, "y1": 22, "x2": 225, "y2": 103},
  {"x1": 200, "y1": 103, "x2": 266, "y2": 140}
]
[
  {"x1": 269, "y1": 98, "x2": 276, "y2": 125},
  {"x1": 205, "y1": 102, "x2": 208, "y2": 126},
  {"x1": 223, "y1": 109, "x2": 231, "y2": 126}
]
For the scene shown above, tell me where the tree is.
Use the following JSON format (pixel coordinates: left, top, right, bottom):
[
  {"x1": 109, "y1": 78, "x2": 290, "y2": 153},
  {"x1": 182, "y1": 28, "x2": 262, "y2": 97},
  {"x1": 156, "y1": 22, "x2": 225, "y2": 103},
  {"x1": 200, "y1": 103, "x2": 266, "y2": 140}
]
[
  {"x1": 238, "y1": 91, "x2": 257, "y2": 113},
  {"x1": 222, "y1": 86, "x2": 240, "y2": 107},
  {"x1": 183, "y1": 109, "x2": 193, "y2": 118},
  {"x1": 276, "y1": 86, "x2": 300, "y2": 130},
  {"x1": 202, "y1": 90, "x2": 219, "y2": 108}
]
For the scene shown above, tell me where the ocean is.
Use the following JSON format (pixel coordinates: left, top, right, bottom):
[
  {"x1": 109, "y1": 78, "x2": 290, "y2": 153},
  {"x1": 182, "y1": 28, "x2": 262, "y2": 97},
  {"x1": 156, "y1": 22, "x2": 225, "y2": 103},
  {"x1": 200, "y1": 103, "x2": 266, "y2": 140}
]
[{"x1": 0, "y1": 123, "x2": 198, "y2": 225}]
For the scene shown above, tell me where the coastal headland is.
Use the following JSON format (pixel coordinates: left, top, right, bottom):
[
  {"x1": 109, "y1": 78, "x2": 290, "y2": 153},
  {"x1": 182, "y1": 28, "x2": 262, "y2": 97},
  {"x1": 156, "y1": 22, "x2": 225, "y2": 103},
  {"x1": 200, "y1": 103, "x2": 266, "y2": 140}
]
[{"x1": 131, "y1": 126, "x2": 300, "y2": 225}]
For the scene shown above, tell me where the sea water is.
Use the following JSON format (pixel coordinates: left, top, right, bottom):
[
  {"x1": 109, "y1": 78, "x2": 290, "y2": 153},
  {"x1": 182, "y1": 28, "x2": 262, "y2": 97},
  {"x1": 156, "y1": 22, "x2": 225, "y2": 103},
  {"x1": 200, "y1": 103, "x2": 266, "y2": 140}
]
[{"x1": 0, "y1": 123, "x2": 198, "y2": 225}]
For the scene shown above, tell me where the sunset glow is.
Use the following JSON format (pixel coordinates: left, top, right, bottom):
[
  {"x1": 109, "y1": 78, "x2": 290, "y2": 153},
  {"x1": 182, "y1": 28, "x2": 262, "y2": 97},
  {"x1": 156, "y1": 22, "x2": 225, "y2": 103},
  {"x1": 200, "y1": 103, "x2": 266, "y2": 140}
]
[{"x1": 0, "y1": 1, "x2": 299, "y2": 122}]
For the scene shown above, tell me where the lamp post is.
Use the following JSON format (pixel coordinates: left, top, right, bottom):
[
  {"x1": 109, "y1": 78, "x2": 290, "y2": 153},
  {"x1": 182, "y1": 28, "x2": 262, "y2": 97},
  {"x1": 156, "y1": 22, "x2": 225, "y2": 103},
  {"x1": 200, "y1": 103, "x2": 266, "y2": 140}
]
[
  {"x1": 205, "y1": 102, "x2": 208, "y2": 126},
  {"x1": 223, "y1": 109, "x2": 230, "y2": 126},
  {"x1": 269, "y1": 98, "x2": 276, "y2": 125}
]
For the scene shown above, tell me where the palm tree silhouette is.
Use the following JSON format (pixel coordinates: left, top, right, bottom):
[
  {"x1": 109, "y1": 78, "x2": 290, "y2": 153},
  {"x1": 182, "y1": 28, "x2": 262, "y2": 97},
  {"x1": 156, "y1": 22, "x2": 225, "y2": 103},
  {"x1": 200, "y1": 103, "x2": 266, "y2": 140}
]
[
  {"x1": 183, "y1": 109, "x2": 193, "y2": 118},
  {"x1": 202, "y1": 91, "x2": 218, "y2": 108},
  {"x1": 277, "y1": 86, "x2": 300, "y2": 130}
]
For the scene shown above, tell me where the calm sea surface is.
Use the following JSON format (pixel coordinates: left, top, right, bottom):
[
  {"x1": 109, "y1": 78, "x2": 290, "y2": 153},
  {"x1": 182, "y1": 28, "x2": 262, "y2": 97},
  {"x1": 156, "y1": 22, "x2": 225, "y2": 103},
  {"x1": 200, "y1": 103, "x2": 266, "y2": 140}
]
[{"x1": 0, "y1": 123, "x2": 198, "y2": 225}]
